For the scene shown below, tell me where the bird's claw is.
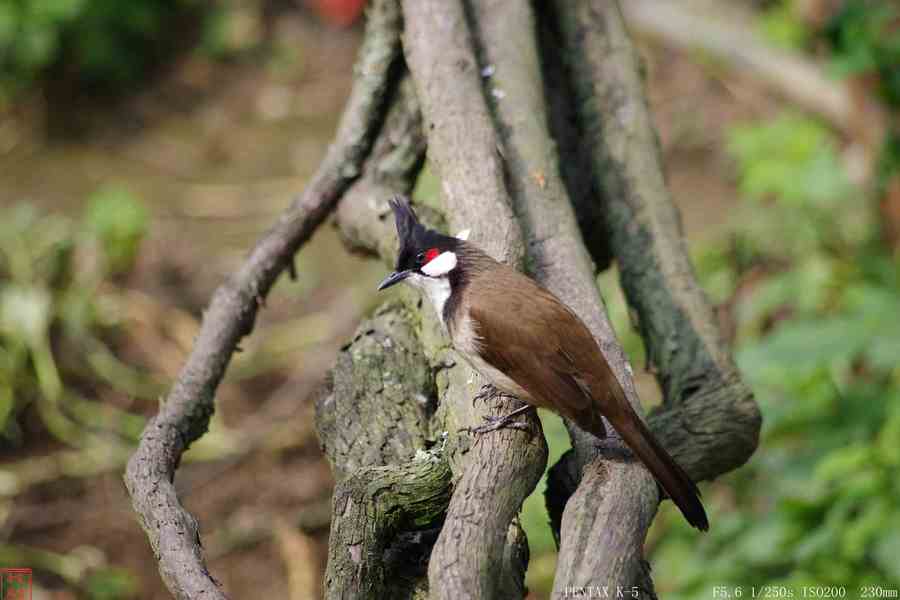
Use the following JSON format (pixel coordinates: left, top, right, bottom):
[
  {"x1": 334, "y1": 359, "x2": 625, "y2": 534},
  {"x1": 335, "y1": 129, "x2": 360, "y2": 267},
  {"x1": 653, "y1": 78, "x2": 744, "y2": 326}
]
[
  {"x1": 472, "y1": 383, "x2": 500, "y2": 407},
  {"x1": 464, "y1": 413, "x2": 530, "y2": 435}
]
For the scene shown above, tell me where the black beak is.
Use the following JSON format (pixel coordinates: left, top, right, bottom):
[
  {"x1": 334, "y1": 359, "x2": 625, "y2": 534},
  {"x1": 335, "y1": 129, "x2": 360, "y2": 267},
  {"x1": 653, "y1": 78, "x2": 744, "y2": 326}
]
[{"x1": 377, "y1": 270, "x2": 411, "y2": 291}]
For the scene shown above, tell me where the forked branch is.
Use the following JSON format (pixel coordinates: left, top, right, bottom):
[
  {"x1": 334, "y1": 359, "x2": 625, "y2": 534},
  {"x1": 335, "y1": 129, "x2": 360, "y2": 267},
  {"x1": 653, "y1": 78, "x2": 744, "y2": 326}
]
[{"x1": 123, "y1": 1, "x2": 404, "y2": 597}]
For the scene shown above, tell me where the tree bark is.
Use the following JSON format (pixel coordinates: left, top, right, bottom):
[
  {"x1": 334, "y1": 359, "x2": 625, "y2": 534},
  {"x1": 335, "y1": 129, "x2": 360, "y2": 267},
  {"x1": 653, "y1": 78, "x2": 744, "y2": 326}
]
[
  {"x1": 545, "y1": 2, "x2": 761, "y2": 594},
  {"x1": 402, "y1": 1, "x2": 548, "y2": 597},
  {"x1": 471, "y1": 0, "x2": 661, "y2": 594},
  {"x1": 551, "y1": 0, "x2": 760, "y2": 481},
  {"x1": 123, "y1": 1, "x2": 405, "y2": 597}
]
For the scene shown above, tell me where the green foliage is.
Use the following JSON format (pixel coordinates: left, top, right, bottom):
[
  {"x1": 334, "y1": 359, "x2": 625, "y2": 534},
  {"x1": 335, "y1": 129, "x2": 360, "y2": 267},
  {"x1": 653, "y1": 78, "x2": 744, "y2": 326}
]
[
  {"x1": 200, "y1": 3, "x2": 264, "y2": 60},
  {"x1": 84, "y1": 185, "x2": 149, "y2": 276},
  {"x1": 824, "y1": 0, "x2": 900, "y2": 229},
  {"x1": 0, "y1": 0, "x2": 199, "y2": 100},
  {"x1": 728, "y1": 114, "x2": 851, "y2": 207},
  {"x1": 521, "y1": 410, "x2": 571, "y2": 597},
  {"x1": 0, "y1": 544, "x2": 137, "y2": 599},
  {"x1": 650, "y1": 113, "x2": 900, "y2": 597},
  {"x1": 825, "y1": 1, "x2": 900, "y2": 106},
  {"x1": 83, "y1": 567, "x2": 139, "y2": 600},
  {"x1": 0, "y1": 193, "x2": 156, "y2": 445},
  {"x1": 759, "y1": 1, "x2": 810, "y2": 50}
]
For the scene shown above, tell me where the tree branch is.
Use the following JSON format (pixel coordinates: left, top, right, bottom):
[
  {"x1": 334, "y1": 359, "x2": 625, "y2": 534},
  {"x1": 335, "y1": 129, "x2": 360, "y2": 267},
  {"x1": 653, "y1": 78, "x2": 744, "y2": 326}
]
[
  {"x1": 336, "y1": 75, "x2": 428, "y2": 265},
  {"x1": 317, "y1": 302, "x2": 450, "y2": 599},
  {"x1": 326, "y1": 452, "x2": 452, "y2": 599},
  {"x1": 542, "y1": 1, "x2": 761, "y2": 593},
  {"x1": 401, "y1": 0, "x2": 549, "y2": 597},
  {"x1": 319, "y1": 70, "x2": 461, "y2": 598},
  {"x1": 331, "y1": 66, "x2": 545, "y2": 597},
  {"x1": 470, "y1": 0, "x2": 660, "y2": 594},
  {"x1": 622, "y1": 0, "x2": 853, "y2": 133},
  {"x1": 123, "y1": 1, "x2": 404, "y2": 597},
  {"x1": 553, "y1": 0, "x2": 760, "y2": 481}
]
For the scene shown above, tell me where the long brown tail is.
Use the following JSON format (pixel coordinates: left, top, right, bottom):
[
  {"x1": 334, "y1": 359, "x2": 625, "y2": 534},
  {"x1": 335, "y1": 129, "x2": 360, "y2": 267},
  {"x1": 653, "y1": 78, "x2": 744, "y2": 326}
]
[{"x1": 613, "y1": 407, "x2": 709, "y2": 531}]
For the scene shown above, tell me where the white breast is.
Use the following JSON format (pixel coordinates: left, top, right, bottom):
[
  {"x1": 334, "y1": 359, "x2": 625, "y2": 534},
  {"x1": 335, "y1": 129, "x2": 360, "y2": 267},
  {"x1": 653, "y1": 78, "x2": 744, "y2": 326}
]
[{"x1": 405, "y1": 273, "x2": 451, "y2": 324}]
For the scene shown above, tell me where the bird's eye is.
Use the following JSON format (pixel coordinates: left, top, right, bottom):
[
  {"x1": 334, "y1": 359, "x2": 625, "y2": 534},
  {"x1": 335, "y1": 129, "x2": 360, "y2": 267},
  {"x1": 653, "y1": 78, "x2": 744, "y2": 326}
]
[{"x1": 415, "y1": 251, "x2": 426, "y2": 265}]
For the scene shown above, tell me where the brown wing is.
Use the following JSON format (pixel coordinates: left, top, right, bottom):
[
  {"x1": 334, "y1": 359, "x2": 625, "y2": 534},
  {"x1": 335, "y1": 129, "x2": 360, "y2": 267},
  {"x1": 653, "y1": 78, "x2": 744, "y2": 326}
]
[
  {"x1": 467, "y1": 270, "x2": 611, "y2": 438},
  {"x1": 466, "y1": 266, "x2": 709, "y2": 530}
]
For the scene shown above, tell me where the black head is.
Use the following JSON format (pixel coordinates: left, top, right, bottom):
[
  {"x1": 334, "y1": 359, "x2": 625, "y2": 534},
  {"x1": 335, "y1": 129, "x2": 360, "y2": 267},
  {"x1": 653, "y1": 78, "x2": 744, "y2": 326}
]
[{"x1": 377, "y1": 196, "x2": 461, "y2": 290}]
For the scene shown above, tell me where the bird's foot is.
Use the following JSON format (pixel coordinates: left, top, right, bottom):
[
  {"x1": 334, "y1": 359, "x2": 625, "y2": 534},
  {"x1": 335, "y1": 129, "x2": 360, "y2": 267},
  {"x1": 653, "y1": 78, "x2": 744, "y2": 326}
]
[
  {"x1": 467, "y1": 414, "x2": 530, "y2": 435},
  {"x1": 472, "y1": 383, "x2": 501, "y2": 406},
  {"x1": 462, "y1": 404, "x2": 535, "y2": 435}
]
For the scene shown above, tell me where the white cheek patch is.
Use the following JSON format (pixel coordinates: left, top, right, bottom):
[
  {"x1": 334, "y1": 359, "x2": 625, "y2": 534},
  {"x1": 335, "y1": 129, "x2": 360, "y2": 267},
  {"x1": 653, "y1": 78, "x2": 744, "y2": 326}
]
[
  {"x1": 455, "y1": 228, "x2": 471, "y2": 241},
  {"x1": 421, "y1": 251, "x2": 458, "y2": 277}
]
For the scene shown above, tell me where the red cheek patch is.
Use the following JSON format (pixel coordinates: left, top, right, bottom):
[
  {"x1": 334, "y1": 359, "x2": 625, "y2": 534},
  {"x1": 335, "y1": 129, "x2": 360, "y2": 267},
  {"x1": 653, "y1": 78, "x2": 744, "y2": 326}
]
[{"x1": 424, "y1": 248, "x2": 440, "y2": 263}]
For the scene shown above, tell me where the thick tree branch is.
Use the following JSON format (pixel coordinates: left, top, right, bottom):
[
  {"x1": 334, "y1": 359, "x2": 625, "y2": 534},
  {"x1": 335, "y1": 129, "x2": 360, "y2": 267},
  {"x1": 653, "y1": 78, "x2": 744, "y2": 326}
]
[
  {"x1": 537, "y1": 8, "x2": 613, "y2": 272},
  {"x1": 336, "y1": 75, "x2": 429, "y2": 264},
  {"x1": 317, "y1": 302, "x2": 450, "y2": 599},
  {"x1": 316, "y1": 302, "x2": 437, "y2": 482},
  {"x1": 320, "y1": 73, "x2": 456, "y2": 599},
  {"x1": 470, "y1": 0, "x2": 659, "y2": 594},
  {"x1": 401, "y1": 0, "x2": 548, "y2": 597},
  {"x1": 552, "y1": 0, "x2": 760, "y2": 483},
  {"x1": 622, "y1": 0, "x2": 853, "y2": 133},
  {"x1": 326, "y1": 451, "x2": 452, "y2": 599},
  {"x1": 123, "y1": 2, "x2": 404, "y2": 597},
  {"x1": 539, "y1": 6, "x2": 762, "y2": 594},
  {"x1": 332, "y1": 68, "x2": 540, "y2": 599}
]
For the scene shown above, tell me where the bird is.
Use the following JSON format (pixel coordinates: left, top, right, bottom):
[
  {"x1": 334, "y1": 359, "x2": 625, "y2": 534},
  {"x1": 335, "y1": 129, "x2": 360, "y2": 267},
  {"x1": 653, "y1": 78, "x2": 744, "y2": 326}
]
[{"x1": 377, "y1": 196, "x2": 709, "y2": 531}]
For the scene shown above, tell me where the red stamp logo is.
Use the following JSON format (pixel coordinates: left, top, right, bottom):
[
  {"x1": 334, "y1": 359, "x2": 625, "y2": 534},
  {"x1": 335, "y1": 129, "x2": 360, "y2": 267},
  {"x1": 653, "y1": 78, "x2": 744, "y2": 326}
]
[{"x1": 0, "y1": 569, "x2": 31, "y2": 600}]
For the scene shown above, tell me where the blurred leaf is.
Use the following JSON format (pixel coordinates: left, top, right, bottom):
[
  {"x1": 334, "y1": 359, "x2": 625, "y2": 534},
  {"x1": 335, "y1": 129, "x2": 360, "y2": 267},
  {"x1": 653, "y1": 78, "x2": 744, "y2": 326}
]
[
  {"x1": 83, "y1": 566, "x2": 138, "y2": 600},
  {"x1": 29, "y1": 0, "x2": 86, "y2": 24},
  {"x1": 0, "y1": 384, "x2": 13, "y2": 434},
  {"x1": 736, "y1": 257, "x2": 833, "y2": 332},
  {"x1": 814, "y1": 444, "x2": 871, "y2": 483},
  {"x1": 735, "y1": 518, "x2": 790, "y2": 566},
  {"x1": 0, "y1": 285, "x2": 52, "y2": 348},
  {"x1": 873, "y1": 524, "x2": 900, "y2": 581},
  {"x1": 841, "y1": 498, "x2": 889, "y2": 560},
  {"x1": 651, "y1": 83, "x2": 900, "y2": 591},
  {"x1": 737, "y1": 316, "x2": 869, "y2": 379},
  {"x1": 0, "y1": 4, "x2": 17, "y2": 46},
  {"x1": 791, "y1": 522, "x2": 836, "y2": 563},
  {"x1": 826, "y1": 1, "x2": 900, "y2": 104},
  {"x1": 876, "y1": 402, "x2": 900, "y2": 465},
  {"x1": 84, "y1": 185, "x2": 148, "y2": 275},
  {"x1": 759, "y1": 2, "x2": 809, "y2": 50},
  {"x1": 0, "y1": 0, "x2": 201, "y2": 98},
  {"x1": 14, "y1": 22, "x2": 58, "y2": 71},
  {"x1": 728, "y1": 115, "x2": 852, "y2": 230}
]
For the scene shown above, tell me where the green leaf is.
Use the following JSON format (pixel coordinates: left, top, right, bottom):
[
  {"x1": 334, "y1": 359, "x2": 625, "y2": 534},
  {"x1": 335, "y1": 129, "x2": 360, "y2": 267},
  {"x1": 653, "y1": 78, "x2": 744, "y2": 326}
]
[
  {"x1": 0, "y1": 4, "x2": 17, "y2": 46},
  {"x1": 84, "y1": 185, "x2": 148, "y2": 275},
  {"x1": 14, "y1": 22, "x2": 58, "y2": 71},
  {"x1": 83, "y1": 566, "x2": 138, "y2": 600},
  {"x1": 876, "y1": 401, "x2": 900, "y2": 466},
  {"x1": 27, "y1": 0, "x2": 86, "y2": 24},
  {"x1": 759, "y1": 3, "x2": 809, "y2": 50},
  {"x1": 872, "y1": 523, "x2": 900, "y2": 581},
  {"x1": 736, "y1": 518, "x2": 791, "y2": 566},
  {"x1": 814, "y1": 444, "x2": 872, "y2": 484},
  {"x1": 737, "y1": 316, "x2": 869, "y2": 380},
  {"x1": 841, "y1": 499, "x2": 890, "y2": 560},
  {"x1": 0, "y1": 284, "x2": 52, "y2": 348},
  {"x1": 0, "y1": 384, "x2": 13, "y2": 434}
]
